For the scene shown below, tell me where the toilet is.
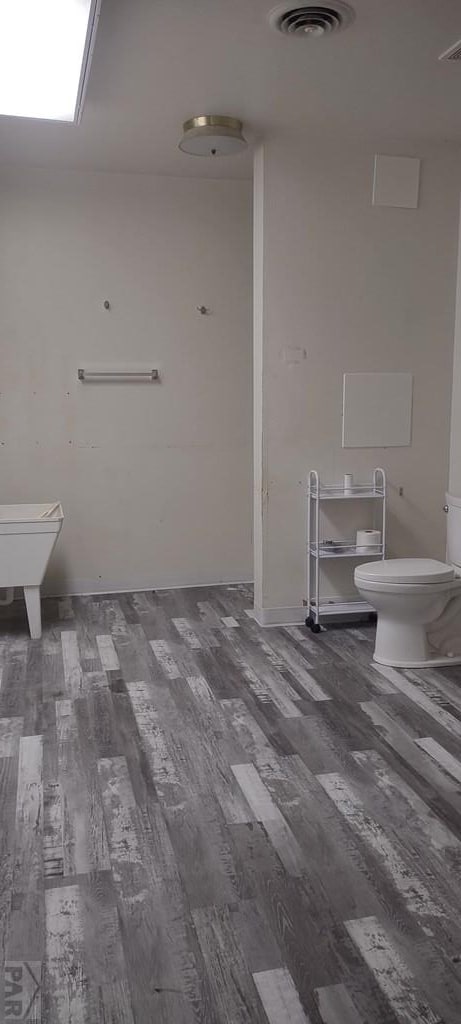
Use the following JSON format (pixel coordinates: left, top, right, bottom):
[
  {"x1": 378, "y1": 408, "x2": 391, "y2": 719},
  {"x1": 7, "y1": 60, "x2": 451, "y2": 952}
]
[{"x1": 354, "y1": 493, "x2": 461, "y2": 668}]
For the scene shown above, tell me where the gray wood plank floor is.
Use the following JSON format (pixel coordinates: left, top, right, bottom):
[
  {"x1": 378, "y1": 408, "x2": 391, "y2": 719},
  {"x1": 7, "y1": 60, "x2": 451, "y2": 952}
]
[{"x1": 1, "y1": 585, "x2": 461, "y2": 1022}]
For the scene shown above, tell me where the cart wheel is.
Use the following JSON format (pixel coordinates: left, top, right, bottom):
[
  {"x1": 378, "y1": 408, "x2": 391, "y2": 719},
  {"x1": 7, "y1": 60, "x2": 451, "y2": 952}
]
[
  {"x1": 311, "y1": 622, "x2": 322, "y2": 634},
  {"x1": 305, "y1": 616, "x2": 313, "y2": 629}
]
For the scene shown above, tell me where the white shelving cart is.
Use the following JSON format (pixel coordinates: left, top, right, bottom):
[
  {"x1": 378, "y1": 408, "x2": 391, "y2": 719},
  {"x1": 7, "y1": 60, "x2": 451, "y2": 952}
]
[{"x1": 306, "y1": 467, "x2": 386, "y2": 633}]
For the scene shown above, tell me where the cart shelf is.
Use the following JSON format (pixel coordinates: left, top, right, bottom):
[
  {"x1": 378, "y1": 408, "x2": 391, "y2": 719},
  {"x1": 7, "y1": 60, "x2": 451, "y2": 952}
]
[
  {"x1": 309, "y1": 486, "x2": 385, "y2": 500},
  {"x1": 309, "y1": 600, "x2": 374, "y2": 617},
  {"x1": 309, "y1": 543, "x2": 383, "y2": 559}
]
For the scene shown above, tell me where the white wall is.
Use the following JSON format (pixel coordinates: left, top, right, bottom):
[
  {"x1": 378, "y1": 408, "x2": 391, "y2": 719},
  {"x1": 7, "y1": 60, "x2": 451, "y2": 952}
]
[
  {"x1": 254, "y1": 139, "x2": 461, "y2": 618},
  {"x1": 449, "y1": 196, "x2": 461, "y2": 499},
  {"x1": 253, "y1": 148, "x2": 265, "y2": 611},
  {"x1": 0, "y1": 168, "x2": 253, "y2": 594}
]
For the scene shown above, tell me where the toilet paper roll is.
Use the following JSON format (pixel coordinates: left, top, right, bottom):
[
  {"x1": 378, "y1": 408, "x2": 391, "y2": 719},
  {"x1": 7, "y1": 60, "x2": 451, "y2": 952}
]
[{"x1": 356, "y1": 529, "x2": 381, "y2": 553}]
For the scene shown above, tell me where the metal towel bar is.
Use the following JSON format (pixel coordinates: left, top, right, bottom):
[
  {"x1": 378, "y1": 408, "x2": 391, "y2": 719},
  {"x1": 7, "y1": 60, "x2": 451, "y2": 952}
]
[{"x1": 78, "y1": 369, "x2": 159, "y2": 381}]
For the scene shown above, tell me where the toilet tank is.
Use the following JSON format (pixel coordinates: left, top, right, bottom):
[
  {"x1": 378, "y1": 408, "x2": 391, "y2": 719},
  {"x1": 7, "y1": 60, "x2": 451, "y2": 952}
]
[{"x1": 446, "y1": 493, "x2": 461, "y2": 568}]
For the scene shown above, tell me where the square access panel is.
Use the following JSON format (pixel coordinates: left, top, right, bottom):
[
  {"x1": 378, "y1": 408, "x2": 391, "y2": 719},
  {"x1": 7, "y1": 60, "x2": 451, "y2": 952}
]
[
  {"x1": 342, "y1": 372, "x2": 413, "y2": 448},
  {"x1": 372, "y1": 155, "x2": 420, "y2": 209}
]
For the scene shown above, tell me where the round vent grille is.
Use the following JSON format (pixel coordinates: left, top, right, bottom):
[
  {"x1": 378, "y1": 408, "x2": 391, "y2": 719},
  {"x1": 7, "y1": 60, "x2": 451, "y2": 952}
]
[{"x1": 269, "y1": 3, "x2": 354, "y2": 37}]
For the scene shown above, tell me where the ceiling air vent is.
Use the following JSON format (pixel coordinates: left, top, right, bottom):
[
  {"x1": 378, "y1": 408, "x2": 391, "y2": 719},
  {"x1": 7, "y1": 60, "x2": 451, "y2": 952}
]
[
  {"x1": 269, "y1": 3, "x2": 355, "y2": 37},
  {"x1": 439, "y1": 38, "x2": 461, "y2": 61}
]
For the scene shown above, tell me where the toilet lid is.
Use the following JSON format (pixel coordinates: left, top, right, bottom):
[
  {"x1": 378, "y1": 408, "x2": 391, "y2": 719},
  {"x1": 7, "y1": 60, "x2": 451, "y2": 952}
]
[{"x1": 355, "y1": 558, "x2": 455, "y2": 585}]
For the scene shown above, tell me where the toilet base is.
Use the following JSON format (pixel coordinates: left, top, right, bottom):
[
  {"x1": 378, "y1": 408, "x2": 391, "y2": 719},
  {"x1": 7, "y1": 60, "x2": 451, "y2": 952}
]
[
  {"x1": 373, "y1": 614, "x2": 461, "y2": 669},
  {"x1": 373, "y1": 651, "x2": 461, "y2": 669}
]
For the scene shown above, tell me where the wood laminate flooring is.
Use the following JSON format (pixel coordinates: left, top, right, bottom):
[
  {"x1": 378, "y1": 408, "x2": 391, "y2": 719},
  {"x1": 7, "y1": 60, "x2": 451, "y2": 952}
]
[{"x1": 1, "y1": 584, "x2": 461, "y2": 1022}]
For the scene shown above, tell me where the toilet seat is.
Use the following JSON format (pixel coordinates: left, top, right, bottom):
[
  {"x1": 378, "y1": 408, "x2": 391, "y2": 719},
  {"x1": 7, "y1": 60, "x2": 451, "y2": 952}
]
[
  {"x1": 355, "y1": 558, "x2": 455, "y2": 586},
  {"x1": 353, "y1": 576, "x2": 461, "y2": 597}
]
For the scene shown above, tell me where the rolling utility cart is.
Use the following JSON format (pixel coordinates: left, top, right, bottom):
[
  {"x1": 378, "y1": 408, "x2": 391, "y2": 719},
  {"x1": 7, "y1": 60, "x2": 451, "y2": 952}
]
[{"x1": 306, "y1": 467, "x2": 386, "y2": 633}]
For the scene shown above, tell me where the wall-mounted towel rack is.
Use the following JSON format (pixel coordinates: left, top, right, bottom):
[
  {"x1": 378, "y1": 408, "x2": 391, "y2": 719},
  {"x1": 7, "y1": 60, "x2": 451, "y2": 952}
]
[{"x1": 78, "y1": 369, "x2": 159, "y2": 382}]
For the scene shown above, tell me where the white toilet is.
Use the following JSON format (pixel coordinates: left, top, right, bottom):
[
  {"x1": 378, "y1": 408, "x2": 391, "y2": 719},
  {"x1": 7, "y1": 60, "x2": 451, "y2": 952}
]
[{"x1": 354, "y1": 493, "x2": 461, "y2": 668}]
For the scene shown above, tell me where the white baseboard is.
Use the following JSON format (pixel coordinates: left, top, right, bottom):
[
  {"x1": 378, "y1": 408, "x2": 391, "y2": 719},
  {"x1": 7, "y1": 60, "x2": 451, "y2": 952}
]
[
  {"x1": 41, "y1": 577, "x2": 254, "y2": 599},
  {"x1": 252, "y1": 604, "x2": 306, "y2": 627}
]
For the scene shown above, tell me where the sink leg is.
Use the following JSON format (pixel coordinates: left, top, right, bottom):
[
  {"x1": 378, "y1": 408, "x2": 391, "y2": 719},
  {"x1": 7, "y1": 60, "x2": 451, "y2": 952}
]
[{"x1": 24, "y1": 586, "x2": 42, "y2": 640}]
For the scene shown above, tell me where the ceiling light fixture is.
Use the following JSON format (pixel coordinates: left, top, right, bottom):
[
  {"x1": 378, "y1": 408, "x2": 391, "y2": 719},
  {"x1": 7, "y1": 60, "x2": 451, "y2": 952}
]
[
  {"x1": 0, "y1": 0, "x2": 101, "y2": 123},
  {"x1": 178, "y1": 116, "x2": 247, "y2": 157}
]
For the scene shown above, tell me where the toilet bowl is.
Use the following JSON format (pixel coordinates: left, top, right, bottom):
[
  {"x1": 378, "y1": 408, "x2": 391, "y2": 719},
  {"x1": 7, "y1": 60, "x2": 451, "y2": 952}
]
[
  {"x1": 354, "y1": 493, "x2": 461, "y2": 669},
  {"x1": 354, "y1": 559, "x2": 461, "y2": 667}
]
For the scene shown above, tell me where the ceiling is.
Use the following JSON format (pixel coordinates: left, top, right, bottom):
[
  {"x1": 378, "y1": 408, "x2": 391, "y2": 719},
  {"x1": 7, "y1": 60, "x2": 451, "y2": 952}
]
[{"x1": 0, "y1": 0, "x2": 461, "y2": 178}]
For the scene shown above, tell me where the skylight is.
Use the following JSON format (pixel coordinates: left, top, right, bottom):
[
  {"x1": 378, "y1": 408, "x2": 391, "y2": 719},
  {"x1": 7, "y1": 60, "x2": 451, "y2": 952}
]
[{"x1": 0, "y1": 0, "x2": 101, "y2": 123}]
